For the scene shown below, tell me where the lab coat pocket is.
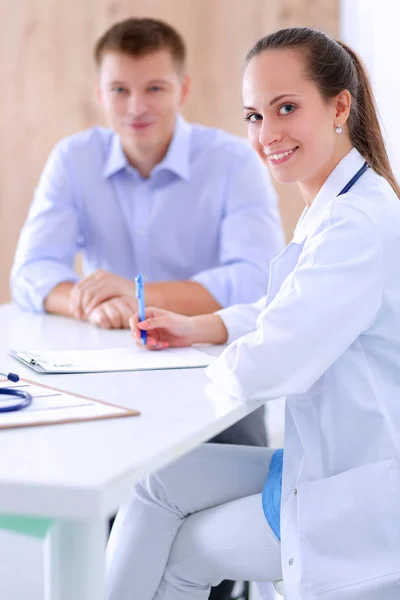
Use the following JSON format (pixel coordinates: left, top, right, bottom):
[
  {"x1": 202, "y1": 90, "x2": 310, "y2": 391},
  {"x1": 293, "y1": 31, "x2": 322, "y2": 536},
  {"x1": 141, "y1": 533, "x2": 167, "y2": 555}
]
[{"x1": 298, "y1": 458, "x2": 400, "y2": 597}]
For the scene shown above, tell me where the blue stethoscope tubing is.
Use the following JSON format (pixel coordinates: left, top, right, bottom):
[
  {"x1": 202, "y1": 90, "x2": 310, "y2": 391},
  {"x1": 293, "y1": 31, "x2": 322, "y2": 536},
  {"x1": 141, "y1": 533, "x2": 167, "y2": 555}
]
[{"x1": 0, "y1": 371, "x2": 33, "y2": 413}]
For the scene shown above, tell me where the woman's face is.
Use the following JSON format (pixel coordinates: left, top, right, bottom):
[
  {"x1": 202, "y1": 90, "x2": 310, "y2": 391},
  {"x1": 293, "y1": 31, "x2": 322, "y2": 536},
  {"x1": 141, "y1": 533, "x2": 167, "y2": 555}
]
[{"x1": 243, "y1": 49, "x2": 341, "y2": 188}]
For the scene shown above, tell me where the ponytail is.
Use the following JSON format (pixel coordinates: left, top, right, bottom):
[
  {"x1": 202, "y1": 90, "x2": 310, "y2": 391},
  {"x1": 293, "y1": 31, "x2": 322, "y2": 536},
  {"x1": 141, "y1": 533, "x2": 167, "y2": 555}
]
[{"x1": 336, "y1": 41, "x2": 400, "y2": 197}]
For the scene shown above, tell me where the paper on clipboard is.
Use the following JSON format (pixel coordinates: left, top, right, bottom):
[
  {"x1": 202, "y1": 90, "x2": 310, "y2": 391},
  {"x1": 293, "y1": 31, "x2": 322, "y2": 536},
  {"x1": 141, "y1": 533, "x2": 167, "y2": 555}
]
[
  {"x1": 10, "y1": 345, "x2": 217, "y2": 374},
  {"x1": 0, "y1": 378, "x2": 139, "y2": 429}
]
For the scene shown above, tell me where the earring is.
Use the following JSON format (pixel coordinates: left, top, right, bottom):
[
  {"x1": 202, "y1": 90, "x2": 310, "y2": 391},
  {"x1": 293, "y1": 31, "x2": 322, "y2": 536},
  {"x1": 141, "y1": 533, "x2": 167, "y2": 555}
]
[{"x1": 335, "y1": 123, "x2": 342, "y2": 134}]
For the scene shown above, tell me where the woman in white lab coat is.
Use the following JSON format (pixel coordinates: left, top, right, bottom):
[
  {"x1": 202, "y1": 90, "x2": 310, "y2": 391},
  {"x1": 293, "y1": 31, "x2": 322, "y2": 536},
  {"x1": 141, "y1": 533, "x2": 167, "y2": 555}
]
[{"x1": 106, "y1": 28, "x2": 400, "y2": 600}]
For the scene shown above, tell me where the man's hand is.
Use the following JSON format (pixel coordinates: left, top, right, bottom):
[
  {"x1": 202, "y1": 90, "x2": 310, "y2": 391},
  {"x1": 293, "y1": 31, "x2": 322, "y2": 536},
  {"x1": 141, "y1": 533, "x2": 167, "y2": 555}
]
[
  {"x1": 70, "y1": 270, "x2": 136, "y2": 319},
  {"x1": 86, "y1": 295, "x2": 137, "y2": 329}
]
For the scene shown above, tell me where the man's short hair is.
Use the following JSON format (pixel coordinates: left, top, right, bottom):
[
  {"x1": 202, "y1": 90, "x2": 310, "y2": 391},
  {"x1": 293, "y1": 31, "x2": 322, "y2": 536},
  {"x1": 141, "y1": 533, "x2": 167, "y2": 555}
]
[{"x1": 94, "y1": 18, "x2": 186, "y2": 71}]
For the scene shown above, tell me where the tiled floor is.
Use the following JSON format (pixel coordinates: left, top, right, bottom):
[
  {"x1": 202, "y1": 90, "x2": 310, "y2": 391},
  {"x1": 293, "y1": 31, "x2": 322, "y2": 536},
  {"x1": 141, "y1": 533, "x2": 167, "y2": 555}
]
[{"x1": 1, "y1": 398, "x2": 285, "y2": 600}]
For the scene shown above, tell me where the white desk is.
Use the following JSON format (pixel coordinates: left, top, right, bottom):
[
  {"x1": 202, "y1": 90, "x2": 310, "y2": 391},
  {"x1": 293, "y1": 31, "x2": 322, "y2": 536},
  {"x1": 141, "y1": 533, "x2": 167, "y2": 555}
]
[{"x1": 0, "y1": 305, "x2": 263, "y2": 600}]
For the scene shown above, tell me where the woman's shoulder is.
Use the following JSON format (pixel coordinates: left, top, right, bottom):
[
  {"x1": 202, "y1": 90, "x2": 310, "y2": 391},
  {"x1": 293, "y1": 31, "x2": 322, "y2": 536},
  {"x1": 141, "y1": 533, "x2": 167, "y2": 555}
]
[
  {"x1": 298, "y1": 172, "x2": 399, "y2": 256},
  {"x1": 333, "y1": 169, "x2": 400, "y2": 239}
]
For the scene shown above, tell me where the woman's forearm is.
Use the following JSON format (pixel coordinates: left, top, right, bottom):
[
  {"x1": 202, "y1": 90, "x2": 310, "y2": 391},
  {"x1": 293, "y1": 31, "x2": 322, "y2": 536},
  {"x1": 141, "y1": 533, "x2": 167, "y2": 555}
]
[{"x1": 191, "y1": 313, "x2": 228, "y2": 345}]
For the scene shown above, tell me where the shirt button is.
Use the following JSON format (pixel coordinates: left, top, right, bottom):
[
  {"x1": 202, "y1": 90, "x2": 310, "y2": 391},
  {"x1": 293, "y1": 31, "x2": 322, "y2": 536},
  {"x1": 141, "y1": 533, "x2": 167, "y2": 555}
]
[
  {"x1": 293, "y1": 488, "x2": 298, "y2": 495},
  {"x1": 288, "y1": 558, "x2": 294, "y2": 566}
]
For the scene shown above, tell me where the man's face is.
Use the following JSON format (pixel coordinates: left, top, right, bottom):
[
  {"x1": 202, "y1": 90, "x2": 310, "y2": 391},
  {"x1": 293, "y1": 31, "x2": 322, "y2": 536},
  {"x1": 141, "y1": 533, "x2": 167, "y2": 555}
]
[{"x1": 97, "y1": 49, "x2": 190, "y2": 155}]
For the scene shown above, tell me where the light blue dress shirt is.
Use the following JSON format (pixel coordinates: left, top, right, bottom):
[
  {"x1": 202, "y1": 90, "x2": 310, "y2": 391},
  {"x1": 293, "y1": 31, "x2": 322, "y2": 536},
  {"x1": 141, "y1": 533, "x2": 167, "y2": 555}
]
[{"x1": 11, "y1": 116, "x2": 284, "y2": 312}]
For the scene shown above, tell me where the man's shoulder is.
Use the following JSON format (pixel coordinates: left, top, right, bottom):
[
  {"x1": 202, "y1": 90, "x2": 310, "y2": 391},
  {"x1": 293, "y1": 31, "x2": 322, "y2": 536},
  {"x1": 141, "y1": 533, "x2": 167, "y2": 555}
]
[
  {"x1": 189, "y1": 122, "x2": 255, "y2": 162},
  {"x1": 53, "y1": 126, "x2": 114, "y2": 161}
]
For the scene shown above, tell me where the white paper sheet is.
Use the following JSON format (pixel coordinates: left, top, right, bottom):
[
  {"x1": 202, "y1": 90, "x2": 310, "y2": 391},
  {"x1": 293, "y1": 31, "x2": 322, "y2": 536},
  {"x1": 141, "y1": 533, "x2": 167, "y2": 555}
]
[{"x1": 13, "y1": 345, "x2": 218, "y2": 374}]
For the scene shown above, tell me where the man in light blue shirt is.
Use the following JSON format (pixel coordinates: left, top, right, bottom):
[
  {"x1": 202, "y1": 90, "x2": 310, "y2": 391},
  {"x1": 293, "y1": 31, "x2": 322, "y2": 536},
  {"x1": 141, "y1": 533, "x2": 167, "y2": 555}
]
[
  {"x1": 11, "y1": 18, "x2": 283, "y2": 331},
  {"x1": 11, "y1": 19, "x2": 282, "y2": 599}
]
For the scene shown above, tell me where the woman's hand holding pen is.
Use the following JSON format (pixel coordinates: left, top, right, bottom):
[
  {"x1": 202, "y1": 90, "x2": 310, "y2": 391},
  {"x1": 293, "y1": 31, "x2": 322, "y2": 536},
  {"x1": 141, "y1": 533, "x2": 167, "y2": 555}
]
[{"x1": 129, "y1": 307, "x2": 228, "y2": 350}]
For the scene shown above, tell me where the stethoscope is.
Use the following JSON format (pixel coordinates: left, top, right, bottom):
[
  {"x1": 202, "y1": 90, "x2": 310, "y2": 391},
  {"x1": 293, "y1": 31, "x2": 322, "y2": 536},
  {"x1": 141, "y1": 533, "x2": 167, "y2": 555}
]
[{"x1": 0, "y1": 371, "x2": 33, "y2": 413}]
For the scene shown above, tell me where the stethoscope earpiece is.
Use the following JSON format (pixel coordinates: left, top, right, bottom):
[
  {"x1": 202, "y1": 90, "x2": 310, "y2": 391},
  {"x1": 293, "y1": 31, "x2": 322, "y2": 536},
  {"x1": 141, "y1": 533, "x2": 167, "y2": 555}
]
[{"x1": 0, "y1": 372, "x2": 20, "y2": 383}]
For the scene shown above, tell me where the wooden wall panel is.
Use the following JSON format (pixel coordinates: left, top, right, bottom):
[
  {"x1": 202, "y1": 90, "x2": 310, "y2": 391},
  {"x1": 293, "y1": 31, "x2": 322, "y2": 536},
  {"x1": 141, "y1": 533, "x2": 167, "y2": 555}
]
[{"x1": 0, "y1": 0, "x2": 338, "y2": 303}]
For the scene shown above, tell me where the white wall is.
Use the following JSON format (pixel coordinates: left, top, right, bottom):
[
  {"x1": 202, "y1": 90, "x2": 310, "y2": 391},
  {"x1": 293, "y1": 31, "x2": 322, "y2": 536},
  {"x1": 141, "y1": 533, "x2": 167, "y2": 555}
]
[{"x1": 340, "y1": 0, "x2": 400, "y2": 179}]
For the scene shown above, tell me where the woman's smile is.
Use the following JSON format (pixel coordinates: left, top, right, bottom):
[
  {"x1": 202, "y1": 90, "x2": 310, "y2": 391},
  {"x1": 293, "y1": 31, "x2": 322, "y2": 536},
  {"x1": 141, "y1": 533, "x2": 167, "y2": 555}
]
[{"x1": 265, "y1": 146, "x2": 299, "y2": 165}]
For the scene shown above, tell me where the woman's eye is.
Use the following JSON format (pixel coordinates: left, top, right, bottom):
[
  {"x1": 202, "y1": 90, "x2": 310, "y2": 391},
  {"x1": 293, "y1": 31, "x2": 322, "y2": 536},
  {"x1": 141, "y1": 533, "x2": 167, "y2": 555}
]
[
  {"x1": 279, "y1": 104, "x2": 296, "y2": 116},
  {"x1": 148, "y1": 86, "x2": 162, "y2": 92},
  {"x1": 244, "y1": 113, "x2": 262, "y2": 123},
  {"x1": 112, "y1": 87, "x2": 126, "y2": 94}
]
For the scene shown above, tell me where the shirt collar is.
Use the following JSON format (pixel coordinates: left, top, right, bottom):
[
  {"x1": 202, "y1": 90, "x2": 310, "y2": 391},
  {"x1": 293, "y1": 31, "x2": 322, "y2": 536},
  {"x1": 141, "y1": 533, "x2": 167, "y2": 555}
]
[
  {"x1": 102, "y1": 114, "x2": 191, "y2": 180},
  {"x1": 293, "y1": 148, "x2": 366, "y2": 242},
  {"x1": 103, "y1": 134, "x2": 129, "y2": 178},
  {"x1": 152, "y1": 115, "x2": 191, "y2": 181}
]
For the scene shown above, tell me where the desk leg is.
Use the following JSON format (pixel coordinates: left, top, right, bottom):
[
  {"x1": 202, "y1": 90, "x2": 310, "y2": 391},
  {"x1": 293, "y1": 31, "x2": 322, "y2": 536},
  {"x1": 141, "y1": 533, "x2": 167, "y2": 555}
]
[{"x1": 44, "y1": 518, "x2": 107, "y2": 600}]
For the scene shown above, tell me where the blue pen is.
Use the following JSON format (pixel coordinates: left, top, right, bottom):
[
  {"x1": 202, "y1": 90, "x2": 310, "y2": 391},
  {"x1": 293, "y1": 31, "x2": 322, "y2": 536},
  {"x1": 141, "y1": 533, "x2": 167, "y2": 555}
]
[{"x1": 135, "y1": 274, "x2": 147, "y2": 346}]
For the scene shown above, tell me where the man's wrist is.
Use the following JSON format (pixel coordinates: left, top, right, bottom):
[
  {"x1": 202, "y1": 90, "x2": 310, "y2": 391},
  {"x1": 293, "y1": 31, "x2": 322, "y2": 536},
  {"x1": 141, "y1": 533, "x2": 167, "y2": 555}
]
[
  {"x1": 143, "y1": 283, "x2": 162, "y2": 307},
  {"x1": 126, "y1": 279, "x2": 137, "y2": 297},
  {"x1": 44, "y1": 281, "x2": 75, "y2": 317}
]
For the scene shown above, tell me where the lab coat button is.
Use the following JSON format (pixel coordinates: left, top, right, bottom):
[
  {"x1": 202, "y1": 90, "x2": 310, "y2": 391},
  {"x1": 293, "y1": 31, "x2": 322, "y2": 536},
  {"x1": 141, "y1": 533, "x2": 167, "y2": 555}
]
[
  {"x1": 288, "y1": 558, "x2": 294, "y2": 566},
  {"x1": 293, "y1": 488, "x2": 298, "y2": 495}
]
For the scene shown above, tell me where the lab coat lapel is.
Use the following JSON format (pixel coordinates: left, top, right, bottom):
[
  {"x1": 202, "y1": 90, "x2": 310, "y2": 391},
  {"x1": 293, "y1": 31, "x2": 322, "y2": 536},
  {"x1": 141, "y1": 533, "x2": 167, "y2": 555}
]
[{"x1": 265, "y1": 150, "x2": 366, "y2": 308}]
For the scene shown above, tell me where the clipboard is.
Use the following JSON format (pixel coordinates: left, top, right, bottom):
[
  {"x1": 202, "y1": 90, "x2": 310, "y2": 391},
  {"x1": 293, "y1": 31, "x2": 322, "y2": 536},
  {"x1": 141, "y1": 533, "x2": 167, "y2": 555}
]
[
  {"x1": 9, "y1": 346, "x2": 216, "y2": 374},
  {"x1": 0, "y1": 378, "x2": 140, "y2": 430}
]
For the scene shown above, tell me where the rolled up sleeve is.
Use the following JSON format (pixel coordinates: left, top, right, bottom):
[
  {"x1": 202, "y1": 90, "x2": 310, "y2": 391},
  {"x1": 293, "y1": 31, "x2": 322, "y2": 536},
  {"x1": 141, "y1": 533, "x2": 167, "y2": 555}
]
[
  {"x1": 10, "y1": 142, "x2": 81, "y2": 312},
  {"x1": 191, "y1": 151, "x2": 284, "y2": 307}
]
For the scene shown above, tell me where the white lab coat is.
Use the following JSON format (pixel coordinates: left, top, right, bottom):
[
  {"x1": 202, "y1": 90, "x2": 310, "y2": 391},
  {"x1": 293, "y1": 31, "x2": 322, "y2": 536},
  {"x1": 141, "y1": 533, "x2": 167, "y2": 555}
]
[{"x1": 206, "y1": 148, "x2": 400, "y2": 600}]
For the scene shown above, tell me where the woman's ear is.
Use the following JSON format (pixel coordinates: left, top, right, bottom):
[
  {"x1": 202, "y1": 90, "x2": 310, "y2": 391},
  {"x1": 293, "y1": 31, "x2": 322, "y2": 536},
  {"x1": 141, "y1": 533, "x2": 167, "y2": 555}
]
[{"x1": 335, "y1": 89, "x2": 352, "y2": 126}]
